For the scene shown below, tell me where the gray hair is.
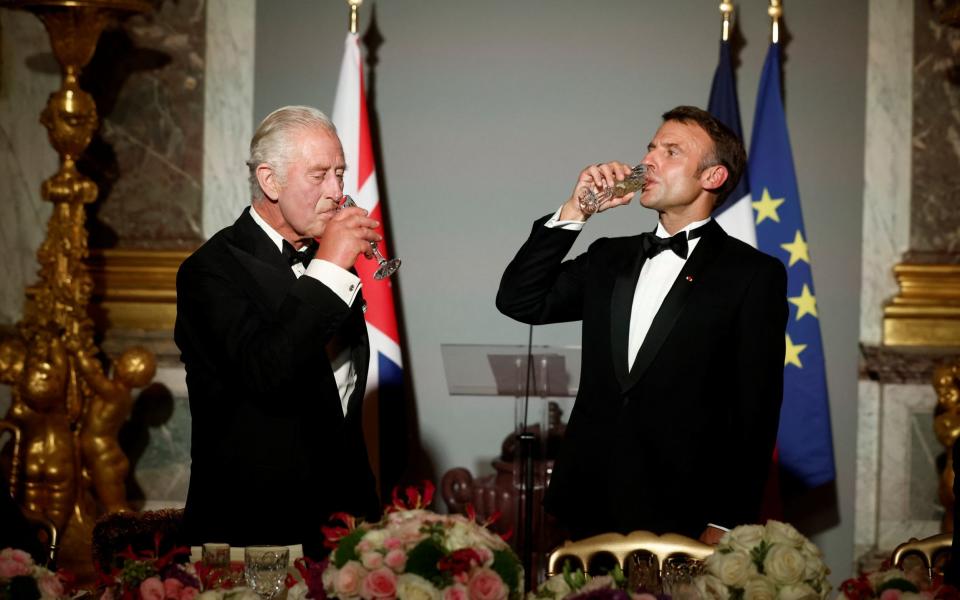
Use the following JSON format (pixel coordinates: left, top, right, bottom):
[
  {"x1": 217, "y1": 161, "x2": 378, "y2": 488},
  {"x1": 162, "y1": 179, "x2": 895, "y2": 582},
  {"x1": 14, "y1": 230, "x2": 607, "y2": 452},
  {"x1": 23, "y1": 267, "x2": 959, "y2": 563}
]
[{"x1": 247, "y1": 105, "x2": 338, "y2": 201}]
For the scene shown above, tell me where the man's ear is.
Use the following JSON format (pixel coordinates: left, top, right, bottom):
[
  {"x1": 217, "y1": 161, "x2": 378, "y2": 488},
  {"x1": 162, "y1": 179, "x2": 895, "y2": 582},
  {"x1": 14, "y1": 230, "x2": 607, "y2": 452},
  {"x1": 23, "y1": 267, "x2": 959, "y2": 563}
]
[
  {"x1": 700, "y1": 164, "x2": 729, "y2": 193},
  {"x1": 256, "y1": 163, "x2": 280, "y2": 201}
]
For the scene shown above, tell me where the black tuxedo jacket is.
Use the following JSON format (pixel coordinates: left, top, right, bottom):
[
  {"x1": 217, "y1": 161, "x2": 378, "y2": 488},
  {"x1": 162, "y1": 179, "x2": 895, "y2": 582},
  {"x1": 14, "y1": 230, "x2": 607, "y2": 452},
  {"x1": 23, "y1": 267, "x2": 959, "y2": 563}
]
[
  {"x1": 175, "y1": 207, "x2": 379, "y2": 555},
  {"x1": 496, "y1": 216, "x2": 787, "y2": 539}
]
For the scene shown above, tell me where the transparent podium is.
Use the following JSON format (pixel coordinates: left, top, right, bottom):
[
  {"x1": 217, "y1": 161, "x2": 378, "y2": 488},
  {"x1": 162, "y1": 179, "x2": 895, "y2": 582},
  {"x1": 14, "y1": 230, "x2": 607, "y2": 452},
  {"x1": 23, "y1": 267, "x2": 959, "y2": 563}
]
[{"x1": 440, "y1": 344, "x2": 581, "y2": 587}]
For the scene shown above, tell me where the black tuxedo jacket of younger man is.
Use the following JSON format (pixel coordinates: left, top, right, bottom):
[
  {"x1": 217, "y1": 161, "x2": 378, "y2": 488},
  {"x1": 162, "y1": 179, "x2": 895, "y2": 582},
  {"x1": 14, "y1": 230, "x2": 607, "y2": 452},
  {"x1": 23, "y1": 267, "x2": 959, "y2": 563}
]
[
  {"x1": 496, "y1": 215, "x2": 788, "y2": 540},
  {"x1": 175, "y1": 206, "x2": 380, "y2": 556}
]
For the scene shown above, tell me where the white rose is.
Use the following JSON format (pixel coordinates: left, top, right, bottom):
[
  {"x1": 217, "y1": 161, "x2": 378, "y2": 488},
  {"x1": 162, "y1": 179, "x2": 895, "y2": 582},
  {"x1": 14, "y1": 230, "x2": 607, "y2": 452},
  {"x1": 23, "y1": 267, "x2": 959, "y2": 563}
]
[
  {"x1": 763, "y1": 545, "x2": 805, "y2": 585},
  {"x1": 542, "y1": 575, "x2": 572, "y2": 597},
  {"x1": 707, "y1": 552, "x2": 757, "y2": 588},
  {"x1": 727, "y1": 525, "x2": 766, "y2": 554},
  {"x1": 764, "y1": 522, "x2": 804, "y2": 548},
  {"x1": 777, "y1": 584, "x2": 818, "y2": 600},
  {"x1": 196, "y1": 592, "x2": 223, "y2": 600},
  {"x1": 801, "y1": 555, "x2": 828, "y2": 584},
  {"x1": 224, "y1": 589, "x2": 261, "y2": 600},
  {"x1": 287, "y1": 583, "x2": 310, "y2": 600},
  {"x1": 743, "y1": 577, "x2": 777, "y2": 600},
  {"x1": 695, "y1": 574, "x2": 730, "y2": 600},
  {"x1": 396, "y1": 574, "x2": 442, "y2": 600}
]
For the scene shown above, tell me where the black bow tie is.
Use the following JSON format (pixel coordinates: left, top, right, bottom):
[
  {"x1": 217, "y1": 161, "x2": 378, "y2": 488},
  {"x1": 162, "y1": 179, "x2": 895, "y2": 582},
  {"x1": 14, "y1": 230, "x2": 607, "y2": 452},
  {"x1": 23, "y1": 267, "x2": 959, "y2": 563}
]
[
  {"x1": 281, "y1": 239, "x2": 318, "y2": 268},
  {"x1": 640, "y1": 225, "x2": 706, "y2": 260}
]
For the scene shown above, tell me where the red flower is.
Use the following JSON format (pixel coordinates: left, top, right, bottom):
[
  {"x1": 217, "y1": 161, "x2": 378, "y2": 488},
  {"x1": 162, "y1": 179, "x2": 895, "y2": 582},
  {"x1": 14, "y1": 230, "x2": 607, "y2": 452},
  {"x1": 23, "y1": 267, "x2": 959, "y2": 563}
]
[
  {"x1": 387, "y1": 481, "x2": 436, "y2": 512},
  {"x1": 438, "y1": 549, "x2": 483, "y2": 576}
]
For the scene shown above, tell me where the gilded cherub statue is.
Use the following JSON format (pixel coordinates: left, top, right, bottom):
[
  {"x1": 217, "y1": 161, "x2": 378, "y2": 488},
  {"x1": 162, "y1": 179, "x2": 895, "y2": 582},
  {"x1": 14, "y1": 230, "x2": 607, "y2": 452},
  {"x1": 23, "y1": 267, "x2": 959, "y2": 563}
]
[
  {"x1": 69, "y1": 341, "x2": 156, "y2": 514},
  {"x1": 4, "y1": 330, "x2": 76, "y2": 529}
]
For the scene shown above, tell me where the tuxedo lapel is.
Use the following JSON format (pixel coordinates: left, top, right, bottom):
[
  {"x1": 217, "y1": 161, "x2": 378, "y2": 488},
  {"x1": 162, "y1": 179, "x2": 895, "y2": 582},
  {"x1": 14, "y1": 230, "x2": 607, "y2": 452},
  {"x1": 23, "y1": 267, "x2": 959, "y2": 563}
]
[
  {"x1": 621, "y1": 220, "x2": 726, "y2": 393},
  {"x1": 610, "y1": 239, "x2": 647, "y2": 390},
  {"x1": 226, "y1": 207, "x2": 296, "y2": 312}
]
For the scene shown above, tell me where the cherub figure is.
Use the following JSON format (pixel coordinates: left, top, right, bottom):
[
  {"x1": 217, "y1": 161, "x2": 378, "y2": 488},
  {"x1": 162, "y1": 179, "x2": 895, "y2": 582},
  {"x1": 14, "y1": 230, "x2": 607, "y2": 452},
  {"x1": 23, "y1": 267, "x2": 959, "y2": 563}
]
[
  {"x1": 14, "y1": 330, "x2": 75, "y2": 529},
  {"x1": 71, "y1": 343, "x2": 156, "y2": 513}
]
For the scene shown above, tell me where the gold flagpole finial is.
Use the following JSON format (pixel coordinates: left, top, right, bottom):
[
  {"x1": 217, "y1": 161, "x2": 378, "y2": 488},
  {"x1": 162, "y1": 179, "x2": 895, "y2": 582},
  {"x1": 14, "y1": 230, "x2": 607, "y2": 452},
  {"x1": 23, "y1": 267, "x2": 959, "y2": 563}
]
[
  {"x1": 346, "y1": 0, "x2": 363, "y2": 34},
  {"x1": 720, "y1": 2, "x2": 734, "y2": 42},
  {"x1": 768, "y1": 0, "x2": 782, "y2": 44}
]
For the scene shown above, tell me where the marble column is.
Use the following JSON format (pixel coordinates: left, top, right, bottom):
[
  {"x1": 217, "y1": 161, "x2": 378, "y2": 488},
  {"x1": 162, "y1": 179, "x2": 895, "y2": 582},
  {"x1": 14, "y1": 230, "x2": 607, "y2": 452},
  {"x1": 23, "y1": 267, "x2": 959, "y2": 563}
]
[{"x1": 856, "y1": 0, "x2": 960, "y2": 568}]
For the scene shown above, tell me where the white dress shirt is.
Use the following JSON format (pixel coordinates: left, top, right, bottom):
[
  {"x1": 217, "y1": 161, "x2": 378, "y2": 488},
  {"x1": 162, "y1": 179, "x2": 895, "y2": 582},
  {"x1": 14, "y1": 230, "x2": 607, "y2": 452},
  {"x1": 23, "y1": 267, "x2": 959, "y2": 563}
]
[
  {"x1": 249, "y1": 206, "x2": 360, "y2": 416},
  {"x1": 544, "y1": 208, "x2": 711, "y2": 369}
]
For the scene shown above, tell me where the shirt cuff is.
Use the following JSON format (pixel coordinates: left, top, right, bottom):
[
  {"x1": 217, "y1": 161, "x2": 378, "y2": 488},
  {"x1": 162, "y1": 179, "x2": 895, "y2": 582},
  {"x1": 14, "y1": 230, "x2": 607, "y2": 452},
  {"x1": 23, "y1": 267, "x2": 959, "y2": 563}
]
[
  {"x1": 304, "y1": 259, "x2": 362, "y2": 306},
  {"x1": 706, "y1": 523, "x2": 730, "y2": 532},
  {"x1": 544, "y1": 206, "x2": 587, "y2": 231}
]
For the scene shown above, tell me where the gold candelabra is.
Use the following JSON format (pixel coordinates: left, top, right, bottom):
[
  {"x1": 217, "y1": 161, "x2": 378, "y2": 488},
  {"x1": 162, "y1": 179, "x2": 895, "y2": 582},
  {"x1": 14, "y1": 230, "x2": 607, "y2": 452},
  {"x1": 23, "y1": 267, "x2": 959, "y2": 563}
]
[{"x1": 0, "y1": 0, "x2": 155, "y2": 577}]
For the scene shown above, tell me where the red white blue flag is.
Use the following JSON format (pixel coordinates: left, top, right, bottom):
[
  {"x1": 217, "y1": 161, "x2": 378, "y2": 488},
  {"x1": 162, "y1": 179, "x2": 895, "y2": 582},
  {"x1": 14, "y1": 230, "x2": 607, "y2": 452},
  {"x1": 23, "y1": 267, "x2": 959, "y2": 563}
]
[{"x1": 332, "y1": 32, "x2": 404, "y2": 416}]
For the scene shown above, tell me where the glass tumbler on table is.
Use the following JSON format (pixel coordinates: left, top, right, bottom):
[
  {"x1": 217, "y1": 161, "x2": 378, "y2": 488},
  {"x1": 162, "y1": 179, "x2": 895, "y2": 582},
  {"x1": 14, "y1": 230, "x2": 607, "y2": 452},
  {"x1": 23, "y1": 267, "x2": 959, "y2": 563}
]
[{"x1": 244, "y1": 546, "x2": 289, "y2": 599}]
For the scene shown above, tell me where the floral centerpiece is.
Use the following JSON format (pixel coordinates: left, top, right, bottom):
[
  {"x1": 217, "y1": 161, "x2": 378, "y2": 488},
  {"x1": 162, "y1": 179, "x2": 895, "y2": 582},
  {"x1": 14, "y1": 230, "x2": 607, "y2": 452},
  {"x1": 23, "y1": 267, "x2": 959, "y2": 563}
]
[
  {"x1": 838, "y1": 563, "x2": 959, "y2": 600},
  {"x1": 96, "y1": 537, "x2": 204, "y2": 600},
  {"x1": 293, "y1": 482, "x2": 524, "y2": 600},
  {"x1": 694, "y1": 521, "x2": 830, "y2": 600},
  {"x1": 528, "y1": 563, "x2": 631, "y2": 600},
  {"x1": 0, "y1": 548, "x2": 69, "y2": 600}
]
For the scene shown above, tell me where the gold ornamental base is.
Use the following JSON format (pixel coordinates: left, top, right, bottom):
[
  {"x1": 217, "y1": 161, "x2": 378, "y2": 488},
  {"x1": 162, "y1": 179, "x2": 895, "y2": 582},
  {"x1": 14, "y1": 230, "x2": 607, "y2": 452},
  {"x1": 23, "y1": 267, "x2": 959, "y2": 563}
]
[{"x1": 883, "y1": 264, "x2": 960, "y2": 347}]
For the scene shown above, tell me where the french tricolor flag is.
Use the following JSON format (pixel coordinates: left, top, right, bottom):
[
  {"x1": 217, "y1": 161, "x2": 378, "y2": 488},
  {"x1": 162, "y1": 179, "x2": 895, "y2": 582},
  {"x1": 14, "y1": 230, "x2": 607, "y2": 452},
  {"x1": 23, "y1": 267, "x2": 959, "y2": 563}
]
[{"x1": 332, "y1": 32, "x2": 404, "y2": 462}]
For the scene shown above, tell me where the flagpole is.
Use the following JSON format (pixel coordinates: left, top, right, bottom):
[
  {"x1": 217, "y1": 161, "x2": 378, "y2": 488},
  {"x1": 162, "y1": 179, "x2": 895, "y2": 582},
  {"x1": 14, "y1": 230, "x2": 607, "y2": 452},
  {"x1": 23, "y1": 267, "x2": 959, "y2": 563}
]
[
  {"x1": 346, "y1": 0, "x2": 361, "y2": 34},
  {"x1": 768, "y1": 0, "x2": 782, "y2": 44},
  {"x1": 720, "y1": 1, "x2": 733, "y2": 42}
]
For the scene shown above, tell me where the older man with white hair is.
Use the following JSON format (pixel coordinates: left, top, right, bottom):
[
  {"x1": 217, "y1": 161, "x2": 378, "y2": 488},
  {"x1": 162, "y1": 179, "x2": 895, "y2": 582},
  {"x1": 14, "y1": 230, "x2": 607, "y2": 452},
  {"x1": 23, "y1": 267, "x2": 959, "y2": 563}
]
[{"x1": 175, "y1": 106, "x2": 382, "y2": 556}]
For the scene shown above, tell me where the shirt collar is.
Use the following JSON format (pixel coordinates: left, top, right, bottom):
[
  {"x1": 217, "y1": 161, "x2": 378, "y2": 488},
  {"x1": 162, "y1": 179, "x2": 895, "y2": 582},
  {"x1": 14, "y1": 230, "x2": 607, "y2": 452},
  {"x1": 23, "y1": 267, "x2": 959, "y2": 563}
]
[
  {"x1": 249, "y1": 203, "x2": 289, "y2": 253},
  {"x1": 655, "y1": 216, "x2": 712, "y2": 239}
]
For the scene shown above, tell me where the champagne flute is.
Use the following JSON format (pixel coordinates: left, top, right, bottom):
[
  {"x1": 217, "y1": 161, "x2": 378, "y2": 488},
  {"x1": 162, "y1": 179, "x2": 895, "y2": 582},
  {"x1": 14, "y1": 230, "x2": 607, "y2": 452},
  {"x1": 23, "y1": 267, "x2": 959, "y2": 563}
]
[
  {"x1": 341, "y1": 195, "x2": 401, "y2": 279},
  {"x1": 577, "y1": 164, "x2": 647, "y2": 215}
]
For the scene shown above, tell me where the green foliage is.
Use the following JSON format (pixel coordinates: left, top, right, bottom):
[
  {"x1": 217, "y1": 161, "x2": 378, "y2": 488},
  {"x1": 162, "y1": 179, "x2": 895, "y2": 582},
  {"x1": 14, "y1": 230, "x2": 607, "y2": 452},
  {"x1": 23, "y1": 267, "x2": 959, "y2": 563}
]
[
  {"x1": 333, "y1": 528, "x2": 366, "y2": 568},
  {"x1": 405, "y1": 538, "x2": 445, "y2": 583},
  {"x1": 750, "y1": 540, "x2": 770, "y2": 574},
  {"x1": 120, "y1": 558, "x2": 158, "y2": 586},
  {"x1": 877, "y1": 579, "x2": 919, "y2": 594},
  {"x1": 561, "y1": 561, "x2": 587, "y2": 590},
  {"x1": 491, "y1": 549, "x2": 521, "y2": 596}
]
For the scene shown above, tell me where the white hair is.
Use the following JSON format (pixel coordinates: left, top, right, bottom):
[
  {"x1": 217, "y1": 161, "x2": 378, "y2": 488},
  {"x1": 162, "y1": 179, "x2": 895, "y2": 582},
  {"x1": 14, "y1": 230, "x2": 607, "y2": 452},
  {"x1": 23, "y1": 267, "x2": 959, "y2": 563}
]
[{"x1": 247, "y1": 105, "x2": 338, "y2": 201}]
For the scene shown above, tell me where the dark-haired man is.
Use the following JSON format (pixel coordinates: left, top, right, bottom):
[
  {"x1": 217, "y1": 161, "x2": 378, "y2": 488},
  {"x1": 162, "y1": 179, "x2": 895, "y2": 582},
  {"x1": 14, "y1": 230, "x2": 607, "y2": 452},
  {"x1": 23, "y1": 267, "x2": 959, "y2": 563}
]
[{"x1": 497, "y1": 106, "x2": 787, "y2": 544}]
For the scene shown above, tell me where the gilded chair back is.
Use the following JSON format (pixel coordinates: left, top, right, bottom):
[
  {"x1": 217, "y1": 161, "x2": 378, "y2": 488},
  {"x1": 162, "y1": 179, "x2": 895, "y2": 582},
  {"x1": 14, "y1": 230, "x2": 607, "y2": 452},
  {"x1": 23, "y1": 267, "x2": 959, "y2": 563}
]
[
  {"x1": 547, "y1": 530, "x2": 714, "y2": 592},
  {"x1": 891, "y1": 532, "x2": 953, "y2": 580}
]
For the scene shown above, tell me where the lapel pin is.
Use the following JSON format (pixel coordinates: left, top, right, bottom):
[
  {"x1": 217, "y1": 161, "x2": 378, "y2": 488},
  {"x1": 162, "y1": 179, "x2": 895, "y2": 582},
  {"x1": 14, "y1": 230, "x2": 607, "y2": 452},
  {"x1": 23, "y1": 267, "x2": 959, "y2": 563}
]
[{"x1": 685, "y1": 275, "x2": 694, "y2": 283}]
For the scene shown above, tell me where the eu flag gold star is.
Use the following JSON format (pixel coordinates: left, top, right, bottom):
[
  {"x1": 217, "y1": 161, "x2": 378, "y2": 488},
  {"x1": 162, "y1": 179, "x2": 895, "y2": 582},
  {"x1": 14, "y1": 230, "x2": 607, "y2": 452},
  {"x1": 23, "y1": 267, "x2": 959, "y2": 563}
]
[
  {"x1": 780, "y1": 230, "x2": 810, "y2": 267},
  {"x1": 788, "y1": 283, "x2": 818, "y2": 320},
  {"x1": 752, "y1": 188, "x2": 786, "y2": 225},
  {"x1": 784, "y1": 333, "x2": 807, "y2": 368}
]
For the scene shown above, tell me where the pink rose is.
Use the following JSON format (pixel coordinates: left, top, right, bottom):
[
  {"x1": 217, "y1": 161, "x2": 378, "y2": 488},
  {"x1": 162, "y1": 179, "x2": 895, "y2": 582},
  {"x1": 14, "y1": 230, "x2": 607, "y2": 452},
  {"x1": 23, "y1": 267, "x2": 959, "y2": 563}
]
[
  {"x1": 384, "y1": 549, "x2": 407, "y2": 572},
  {"x1": 164, "y1": 578, "x2": 185, "y2": 599},
  {"x1": 474, "y1": 548, "x2": 493, "y2": 567},
  {"x1": 37, "y1": 574, "x2": 64, "y2": 598},
  {"x1": 140, "y1": 577, "x2": 165, "y2": 600},
  {"x1": 880, "y1": 590, "x2": 902, "y2": 600},
  {"x1": 384, "y1": 538, "x2": 402, "y2": 551},
  {"x1": 467, "y1": 569, "x2": 507, "y2": 600},
  {"x1": 362, "y1": 552, "x2": 384, "y2": 570},
  {"x1": 336, "y1": 561, "x2": 367, "y2": 598},
  {"x1": 444, "y1": 584, "x2": 469, "y2": 600},
  {"x1": 467, "y1": 569, "x2": 506, "y2": 600},
  {"x1": 180, "y1": 587, "x2": 199, "y2": 600},
  {"x1": 0, "y1": 548, "x2": 33, "y2": 578},
  {"x1": 361, "y1": 568, "x2": 397, "y2": 599},
  {"x1": 357, "y1": 541, "x2": 374, "y2": 554}
]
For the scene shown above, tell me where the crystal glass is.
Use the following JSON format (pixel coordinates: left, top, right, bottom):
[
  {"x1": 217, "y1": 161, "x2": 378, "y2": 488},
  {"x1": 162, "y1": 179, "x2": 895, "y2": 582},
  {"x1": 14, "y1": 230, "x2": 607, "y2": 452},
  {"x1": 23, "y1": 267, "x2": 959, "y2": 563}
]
[
  {"x1": 577, "y1": 164, "x2": 647, "y2": 215},
  {"x1": 244, "y1": 546, "x2": 289, "y2": 599},
  {"x1": 341, "y1": 195, "x2": 401, "y2": 279},
  {"x1": 202, "y1": 543, "x2": 230, "y2": 569}
]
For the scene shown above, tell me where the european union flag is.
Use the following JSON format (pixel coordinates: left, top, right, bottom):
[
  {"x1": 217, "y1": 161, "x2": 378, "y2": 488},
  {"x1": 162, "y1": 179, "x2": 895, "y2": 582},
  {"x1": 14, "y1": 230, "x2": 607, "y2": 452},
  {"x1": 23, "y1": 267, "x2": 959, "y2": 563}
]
[
  {"x1": 708, "y1": 36, "x2": 757, "y2": 247},
  {"x1": 748, "y1": 41, "x2": 836, "y2": 489}
]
